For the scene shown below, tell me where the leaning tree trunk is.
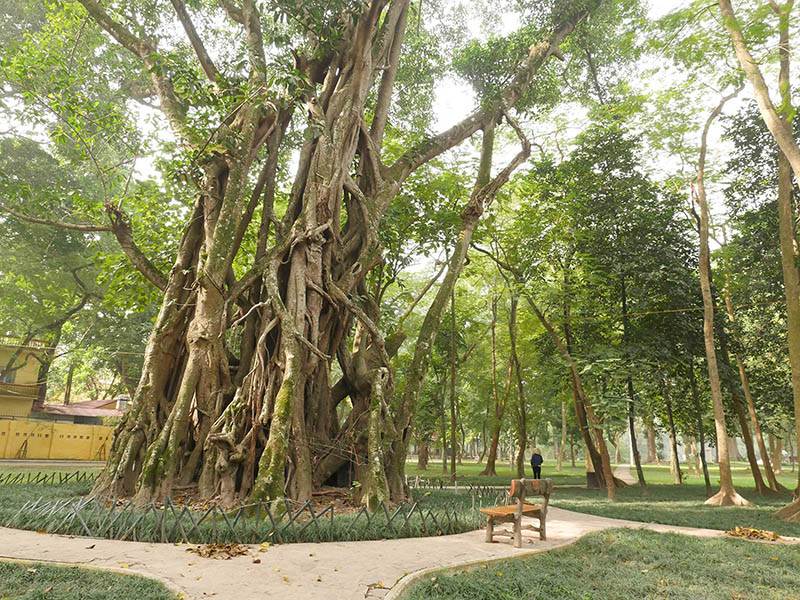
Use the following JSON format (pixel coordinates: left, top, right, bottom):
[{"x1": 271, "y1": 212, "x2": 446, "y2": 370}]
[
  {"x1": 723, "y1": 272, "x2": 787, "y2": 492},
  {"x1": 509, "y1": 294, "x2": 528, "y2": 478},
  {"x1": 664, "y1": 378, "x2": 682, "y2": 485},
  {"x1": 695, "y1": 88, "x2": 751, "y2": 507},
  {"x1": 689, "y1": 360, "x2": 712, "y2": 496},
  {"x1": 719, "y1": 0, "x2": 800, "y2": 519},
  {"x1": 480, "y1": 296, "x2": 510, "y2": 476},
  {"x1": 621, "y1": 274, "x2": 647, "y2": 491}
]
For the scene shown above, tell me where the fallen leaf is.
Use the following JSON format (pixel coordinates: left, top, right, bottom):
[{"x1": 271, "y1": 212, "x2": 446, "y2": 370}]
[
  {"x1": 252, "y1": 558, "x2": 261, "y2": 564},
  {"x1": 282, "y1": 576, "x2": 289, "y2": 583},
  {"x1": 43, "y1": 587, "x2": 52, "y2": 593},
  {"x1": 85, "y1": 544, "x2": 95, "y2": 550},
  {"x1": 27, "y1": 568, "x2": 37, "y2": 574},
  {"x1": 316, "y1": 576, "x2": 323, "y2": 582},
  {"x1": 725, "y1": 527, "x2": 781, "y2": 542}
]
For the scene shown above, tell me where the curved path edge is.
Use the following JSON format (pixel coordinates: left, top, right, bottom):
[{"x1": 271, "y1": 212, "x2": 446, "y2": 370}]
[{"x1": 2, "y1": 506, "x2": 798, "y2": 600}]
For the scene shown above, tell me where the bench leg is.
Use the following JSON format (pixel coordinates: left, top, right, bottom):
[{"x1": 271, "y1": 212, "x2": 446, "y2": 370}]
[
  {"x1": 485, "y1": 518, "x2": 494, "y2": 543},
  {"x1": 513, "y1": 517, "x2": 522, "y2": 548},
  {"x1": 539, "y1": 517, "x2": 546, "y2": 541}
]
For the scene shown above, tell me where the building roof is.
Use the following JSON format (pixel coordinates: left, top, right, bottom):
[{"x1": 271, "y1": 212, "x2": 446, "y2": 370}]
[{"x1": 32, "y1": 399, "x2": 123, "y2": 419}]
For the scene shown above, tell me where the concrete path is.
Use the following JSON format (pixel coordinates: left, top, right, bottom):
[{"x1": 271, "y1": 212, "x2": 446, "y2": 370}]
[
  {"x1": 2, "y1": 506, "x2": 797, "y2": 600},
  {"x1": 612, "y1": 464, "x2": 638, "y2": 485}
]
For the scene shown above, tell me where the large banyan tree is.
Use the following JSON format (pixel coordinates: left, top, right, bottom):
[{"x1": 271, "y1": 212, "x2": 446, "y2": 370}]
[{"x1": 4, "y1": 0, "x2": 603, "y2": 506}]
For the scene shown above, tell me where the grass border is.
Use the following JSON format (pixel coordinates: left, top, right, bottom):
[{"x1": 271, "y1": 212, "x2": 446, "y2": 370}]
[
  {"x1": 0, "y1": 555, "x2": 186, "y2": 598},
  {"x1": 384, "y1": 536, "x2": 583, "y2": 600}
]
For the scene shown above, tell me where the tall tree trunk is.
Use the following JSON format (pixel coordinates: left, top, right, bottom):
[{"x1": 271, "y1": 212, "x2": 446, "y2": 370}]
[
  {"x1": 620, "y1": 275, "x2": 647, "y2": 491},
  {"x1": 723, "y1": 272, "x2": 786, "y2": 492},
  {"x1": 557, "y1": 401, "x2": 567, "y2": 472},
  {"x1": 417, "y1": 439, "x2": 428, "y2": 470},
  {"x1": 449, "y1": 289, "x2": 457, "y2": 481},
  {"x1": 689, "y1": 361, "x2": 712, "y2": 496},
  {"x1": 716, "y1": 325, "x2": 768, "y2": 493},
  {"x1": 646, "y1": 420, "x2": 659, "y2": 464},
  {"x1": 509, "y1": 294, "x2": 527, "y2": 478},
  {"x1": 664, "y1": 377, "x2": 682, "y2": 485},
  {"x1": 695, "y1": 88, "x2": 751, "y2": 506},
  {"x1": 76, "y1": 0, "x2": 599, "y2": 509},
  {"x1": 770, "y1": 434, "x2": 783, "y2": 475},
  {"x1": 719, "y1": 0, "x2": 800, "y2": 519}
]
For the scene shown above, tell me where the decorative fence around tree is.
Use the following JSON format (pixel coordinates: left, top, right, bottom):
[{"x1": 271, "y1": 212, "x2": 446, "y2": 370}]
[
  {"x1": 5, "y1": 489, "x2": 508, "y2": 545},
  {"x1": 0, "y1": 470, "x2": 97, "y2": 485}
]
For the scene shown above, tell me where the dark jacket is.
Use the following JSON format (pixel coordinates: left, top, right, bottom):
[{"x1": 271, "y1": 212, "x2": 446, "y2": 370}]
[{"x1": 530, "y1": 453, "x2": 543, "y2": 467}]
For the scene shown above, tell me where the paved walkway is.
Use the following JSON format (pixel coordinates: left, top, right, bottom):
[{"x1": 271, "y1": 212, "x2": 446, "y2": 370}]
[
  {"x1": 2, "y1": 505, "x2": 797, "y2": 600},
  {"x1": 612, "y1": 464, "x2": 638, "y2": 485}
]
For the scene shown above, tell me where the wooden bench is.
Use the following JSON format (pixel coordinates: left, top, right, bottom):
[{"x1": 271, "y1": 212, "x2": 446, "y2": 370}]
[{"x1": 480, "y1": 478, "x2": 552, "y2": 548}]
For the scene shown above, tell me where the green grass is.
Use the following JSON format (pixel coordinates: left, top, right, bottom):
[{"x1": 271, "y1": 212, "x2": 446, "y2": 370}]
[
  {"x1": 407, "y1": 459, "x2": 799, "y2": 489},
  {"x1": 406, "y1": 461, "x2": 589, "y2": 487},
  {"x1": 550, "y1": 483, "x2": 800, "y2": 538},
  {"x1": 0, "y1": 560, "x2": 177, "y2": 600},
  {"x1": 0, "y1": 481, "x2": 92, "y2": 525},
  {"x1": 401, "y1": 528, "x2": 800, "y2": 600}
]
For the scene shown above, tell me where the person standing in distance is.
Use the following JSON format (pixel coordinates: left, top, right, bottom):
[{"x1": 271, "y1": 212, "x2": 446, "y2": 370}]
[{"x1": 530, "y1": 448, "x2": 543, "y2": 479}]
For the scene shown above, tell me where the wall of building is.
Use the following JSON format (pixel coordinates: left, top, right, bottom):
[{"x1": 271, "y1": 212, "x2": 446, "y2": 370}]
[
  {"x1": 0, "y1": 419, "x2": 114, "y2": 460},
  {"x1": 0, "y1": 395, "x2": 35, "y2": 418},
  {"x1": 0, "y1": 343, "x2": 42, "y2": 386}
]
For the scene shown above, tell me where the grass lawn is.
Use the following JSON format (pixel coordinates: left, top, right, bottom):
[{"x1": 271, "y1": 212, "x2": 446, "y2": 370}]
[
  {"x1": 401, "y1": 527, "x2": 800, "y2": 600},
  {"x1": 0, "y1": 560, "x2": 177, "y2": 600}
]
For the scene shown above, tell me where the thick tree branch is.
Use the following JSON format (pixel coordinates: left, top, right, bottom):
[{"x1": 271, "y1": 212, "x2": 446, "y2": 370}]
[
  {"x1": 218, "y1": 0, "x2": 244, "y2": 23},
  {"x1": 384, "y1": 1, "x2": 599, "y2": 187},
  {"x1": 370, "y1": 0, "x2": 409, "y2": 148},
  {"x1": 718, "y1": 0, "x2": 800, "y2": 180},
  {"x1": 77, "y1": 0, "x2": 192, "y2": 141},
  {"x1": 104, "y1": 204, "x2": 168, "y2": 290},
  {"x1": 0, "y1": 201, "x2": 112, "y2": 232},
  {"x1": 170, "y1": 0, "x2": 220, "y2": 85},
  {"x1": 242, "y1": 0, "x2": 268, "y2": 83}
]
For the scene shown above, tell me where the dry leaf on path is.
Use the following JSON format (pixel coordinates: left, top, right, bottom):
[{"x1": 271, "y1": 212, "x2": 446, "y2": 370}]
[
  {"x1": 725, "y1": 527, "x2": 781, "y2": 542},
  {"x1": 186, "y1": 543, "x2": 250, "y2": 560}
]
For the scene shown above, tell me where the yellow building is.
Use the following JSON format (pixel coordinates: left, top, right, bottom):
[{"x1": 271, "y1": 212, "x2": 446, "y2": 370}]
[
  {"x1": 0, "y1": 336, "x2": 119, "y2": 460},
  {"x1": 0, "y1": 336, "x2": 45, "y2": 418}
]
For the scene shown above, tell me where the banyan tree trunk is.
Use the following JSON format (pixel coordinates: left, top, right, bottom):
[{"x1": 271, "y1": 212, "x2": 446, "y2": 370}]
[{"x1": 87, "y1": 0, "x2": 599, "y2": 508}]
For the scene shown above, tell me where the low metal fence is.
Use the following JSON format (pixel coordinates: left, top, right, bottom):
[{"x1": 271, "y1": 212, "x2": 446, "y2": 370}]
[
  {"x1": 0, "y1": 470, "x2": 97, "y2": 485},
  {"x1": 5, "y1": 489, "x2": 507, "y2": 545}
]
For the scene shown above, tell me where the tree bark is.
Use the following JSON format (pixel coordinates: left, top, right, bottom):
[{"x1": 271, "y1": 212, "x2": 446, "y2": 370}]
[
  {"x1": 509, "y1": 294, "x2": 527, "y2": 478},
  {"x1": 82, "y1": 0, "x2": 601, "y2": 508},
  {"x1": 689, "y1": 360, "x2": 712, "y2": 496},
  {"x1": 695, "y1": 88, "x2": 751, "y2": 507},
  {"x1": 719, "y1": 0, "x2": 800, "y2": 518},
  {"x1": 664, "y1": 377, "x2": 682, "y2": 485},
  {"x1": 645, "y1": 420, "x2": 660, "y2": 464},
  {"x1": 449, "y1": 289, "x2": 458, "y2": 481},
  {"x1": 723, "y1": 272, "x2": 787, "y2": 492}
]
